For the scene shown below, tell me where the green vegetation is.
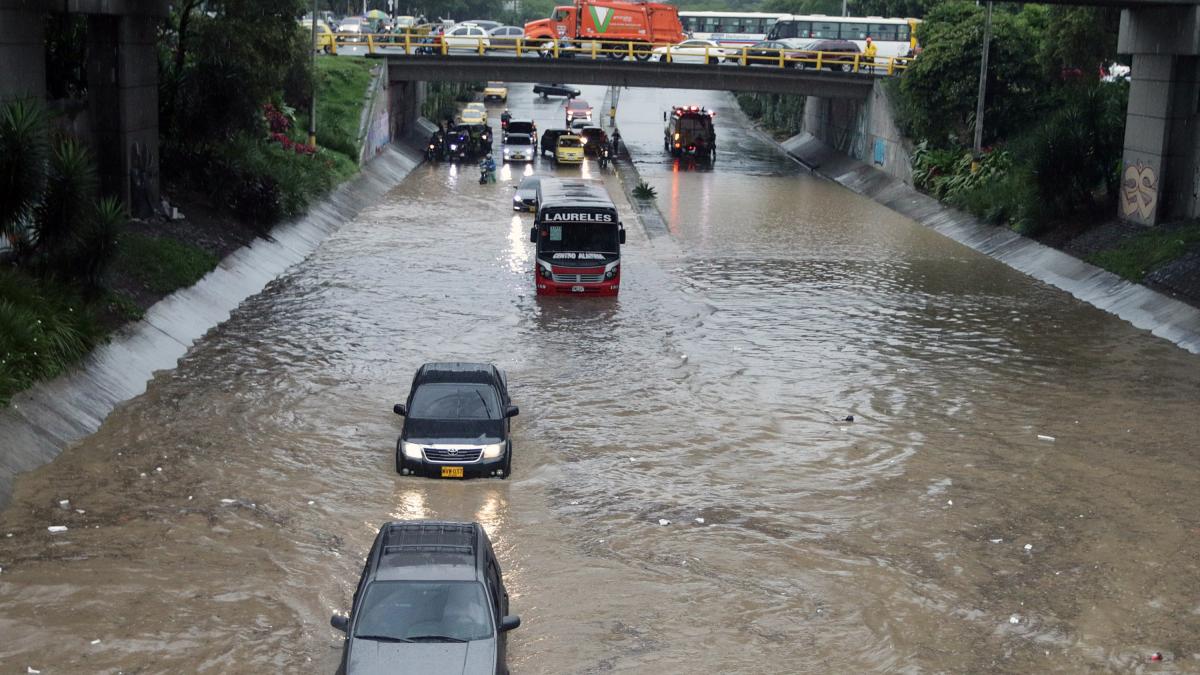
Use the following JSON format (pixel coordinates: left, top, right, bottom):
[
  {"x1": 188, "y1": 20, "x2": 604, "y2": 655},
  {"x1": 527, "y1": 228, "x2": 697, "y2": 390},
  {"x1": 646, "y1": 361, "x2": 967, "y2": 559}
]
[
  {"x1": 735, "y1": 93, "x2": 805, "y2": 137},
  {"x1": 1, "y1": 2, "x2": 378, "y2": 406},
  {"x1": 113, "y1": 233, "x2": 219, "y2": 295},
  {"x1": 315, "y1": 56, "x2": 375, "y2": 161},
  {"x1": 891, "y1": 3, "x2": 1128, "y2": 238},
  {"x1": 633, "y1": 181, "x2": 658, "y2": 200},
  {"x1": 1087, "y1": 223, "x2": 1200, "y2": 281},
  {"x1": 0, "y1": 269, "x2": 103, "y2": 407},
  {"x1": 160, "y1": 1, "x2": 364, "y2": 228}
]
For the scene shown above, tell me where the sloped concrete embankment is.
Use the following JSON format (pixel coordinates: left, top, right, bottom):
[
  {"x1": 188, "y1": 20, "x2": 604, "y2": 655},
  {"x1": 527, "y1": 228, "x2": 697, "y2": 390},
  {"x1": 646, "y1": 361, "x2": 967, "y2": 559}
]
[{"x1": 0, "y1": 146, "x2": 422, "y2": 507}]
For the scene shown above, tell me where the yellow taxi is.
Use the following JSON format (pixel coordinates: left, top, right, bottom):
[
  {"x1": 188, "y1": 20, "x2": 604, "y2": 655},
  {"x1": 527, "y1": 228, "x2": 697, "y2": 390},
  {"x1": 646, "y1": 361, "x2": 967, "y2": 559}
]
[
  {"x1": 555, "y1": 134, "x2": 584, "y2": 164},
  {"x1": 299, "y1": 19, "x2": 336, "y2": 53},
  {"x1": 465, "y1": 102, "x2": 488, "y2": 123},
  {"x1": 484, "y1": 82, "x2": 508, "y2": 101},
  {"x1": 459, "y1": 108, "x2": 486, "y2": 125}
]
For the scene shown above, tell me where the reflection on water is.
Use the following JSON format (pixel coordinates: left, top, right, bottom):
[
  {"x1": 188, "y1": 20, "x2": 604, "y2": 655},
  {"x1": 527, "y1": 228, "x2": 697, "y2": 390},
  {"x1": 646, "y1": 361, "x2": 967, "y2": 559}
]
[{"x1": 1, "y1": 84, "x2": 1198, "y2": 674}]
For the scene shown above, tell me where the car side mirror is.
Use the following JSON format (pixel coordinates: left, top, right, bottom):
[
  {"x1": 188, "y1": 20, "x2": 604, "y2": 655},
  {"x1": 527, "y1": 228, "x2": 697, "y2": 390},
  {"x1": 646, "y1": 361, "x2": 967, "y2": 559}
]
[
  {"x1": 506, "y1": 405, "x2": 519, "y2": 417},
  {"x1": 499, "y1": 615, "x2": 521, "y2": 632},
  {"x1": 393, "y1": 403, "x2": 407, "y2": 416},
  {"x1": 619, "y1": 230, "x2": 626, "y2": 244},
  {"x1": 331, "y1": 614, "x2": 349, "y2": 632},
  {"x1": 529, "y1": 227, "x2": 537, "y2": 243}
]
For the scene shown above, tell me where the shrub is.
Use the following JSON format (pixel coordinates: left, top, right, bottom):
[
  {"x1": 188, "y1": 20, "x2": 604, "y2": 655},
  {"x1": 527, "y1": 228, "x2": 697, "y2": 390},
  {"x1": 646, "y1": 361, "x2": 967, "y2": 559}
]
[
  {"x1": 36, "y1": 137, "x2": 97, "y2": 267},
  {"x1": 0, "y1": 268, "x2": 101, "y2": 406},
  {"x1": 633, "y1": 181, "x2": 657, "y2": 199},
  {"x1": 0, "y1": 99, "x2": 48, "y2": 241}
]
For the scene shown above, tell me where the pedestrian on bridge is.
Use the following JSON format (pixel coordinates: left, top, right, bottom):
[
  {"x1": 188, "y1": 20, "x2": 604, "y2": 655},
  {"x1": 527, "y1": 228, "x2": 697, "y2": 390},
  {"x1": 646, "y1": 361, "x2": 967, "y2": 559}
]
[
  {"x1": 610, "y1": 129, "x2": 622, "y2": 159},
  {"x1": 864, "y1": 37, "x2": 878, "y2": 73}
]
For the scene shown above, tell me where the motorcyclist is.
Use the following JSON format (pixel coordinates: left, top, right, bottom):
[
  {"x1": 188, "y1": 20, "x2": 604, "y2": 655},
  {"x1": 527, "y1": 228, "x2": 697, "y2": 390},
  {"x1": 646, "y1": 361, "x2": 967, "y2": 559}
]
[
  {"x1": 500, "y1": 109, "x2": 512, "y2": 130},
  {"x1": 426, "y1": 131, "x2": 443, "y2": 160},
  {"x1": 479, "y1": 154, "x2": 497, "y2": 184},
  {"x1": 610, "y1": 129, "x2": 622, "y2": 158}
]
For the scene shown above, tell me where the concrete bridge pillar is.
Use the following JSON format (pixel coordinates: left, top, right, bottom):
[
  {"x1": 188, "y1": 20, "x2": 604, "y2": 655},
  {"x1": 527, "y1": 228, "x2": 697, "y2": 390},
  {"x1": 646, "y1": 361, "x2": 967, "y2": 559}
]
[
  {"x1": 0, "y1": 2, "x2": 46, "y2": 103},
  {"x1": 86, "y1": 11, "x2": 160, "y2": 215},
  {"x1": 1118, "y1": 7, "x2": 1200, "y2": 225}
]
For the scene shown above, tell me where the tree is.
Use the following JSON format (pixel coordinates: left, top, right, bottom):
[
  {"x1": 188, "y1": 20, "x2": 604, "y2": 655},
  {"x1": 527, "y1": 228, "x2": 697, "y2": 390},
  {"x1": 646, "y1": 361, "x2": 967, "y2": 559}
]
[
  {"x1": 1037, "y1": 6, "x2": 1120, "y2": 80},
  {"x1": 165, "y1": 0, "x2": 311, "y2": 146},
  {"x1": 896, "y1": 2, "x2": 1043, "y2": 147}
]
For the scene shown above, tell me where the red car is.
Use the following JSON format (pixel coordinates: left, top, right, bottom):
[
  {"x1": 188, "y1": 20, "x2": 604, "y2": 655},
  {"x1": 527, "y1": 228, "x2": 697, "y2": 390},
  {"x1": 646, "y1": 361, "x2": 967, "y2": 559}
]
[{"x1": 565, "y1": 98, "x2": 592, "y2": 124}]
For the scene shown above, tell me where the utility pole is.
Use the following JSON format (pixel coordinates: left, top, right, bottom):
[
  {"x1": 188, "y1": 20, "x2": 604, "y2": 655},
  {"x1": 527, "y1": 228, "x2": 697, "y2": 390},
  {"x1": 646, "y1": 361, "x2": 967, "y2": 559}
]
[
  {"x1": 309, "y1": 0, "x2": 318, "y2": 147},
  {"x1": 842, "y1": 0, "x2": 848, "y2": 17},
  {"x1": 972, "y1": 0, "x2": 993, "y2": 168}
]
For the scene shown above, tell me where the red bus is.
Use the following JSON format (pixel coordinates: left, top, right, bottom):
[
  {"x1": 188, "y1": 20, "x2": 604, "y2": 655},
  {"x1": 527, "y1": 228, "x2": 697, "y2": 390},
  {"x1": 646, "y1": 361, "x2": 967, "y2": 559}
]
[{"x1": 529, "y1": 178, "x2": 625, "y2": 296}]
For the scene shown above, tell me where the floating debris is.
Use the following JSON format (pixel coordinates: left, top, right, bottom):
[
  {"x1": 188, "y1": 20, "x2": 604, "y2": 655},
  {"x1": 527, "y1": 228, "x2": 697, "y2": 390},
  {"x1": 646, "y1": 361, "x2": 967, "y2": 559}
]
[
  {"x1": 47, "y1": 526, "x2": 68, "y2": 534},
  {"x1": 1037, "y1": 434, "x2": 1055, "y2": 442},
  {"x1": 1024, "y1": 543, "x2": 1033, "y2": 551},
  {"x1": 658, "y1": 519, "x2": 671, "y2": 526},
  {"x1": 1009, "y1": 615, "x2": 1021, "y2": 625},
  {"x1": 695, "y1": 517, "x2": 705, "y2": 524}
]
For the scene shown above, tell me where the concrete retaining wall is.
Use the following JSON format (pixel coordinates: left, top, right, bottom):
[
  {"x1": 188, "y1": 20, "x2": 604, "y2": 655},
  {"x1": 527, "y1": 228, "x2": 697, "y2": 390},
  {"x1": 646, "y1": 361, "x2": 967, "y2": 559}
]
[{"x1": 803, "y1": 80, "x2": 913, "y2": 185}]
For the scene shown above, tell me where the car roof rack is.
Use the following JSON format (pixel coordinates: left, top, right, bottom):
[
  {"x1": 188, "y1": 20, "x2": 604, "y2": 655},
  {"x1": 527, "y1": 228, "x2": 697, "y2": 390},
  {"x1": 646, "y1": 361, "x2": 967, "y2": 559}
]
[{"x1": 380, "y1": 522, "x2": 478, "y2": 557}]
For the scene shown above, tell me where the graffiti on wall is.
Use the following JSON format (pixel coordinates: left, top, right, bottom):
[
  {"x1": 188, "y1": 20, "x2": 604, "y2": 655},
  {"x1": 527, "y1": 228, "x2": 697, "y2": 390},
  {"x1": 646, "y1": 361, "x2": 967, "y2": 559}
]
[
  {"x1": 364, "y1": 93, "x2": 390, "y2": 160},
  {"x1": 1121, "y1": 161, "x2": 1158, "y2": 221}
]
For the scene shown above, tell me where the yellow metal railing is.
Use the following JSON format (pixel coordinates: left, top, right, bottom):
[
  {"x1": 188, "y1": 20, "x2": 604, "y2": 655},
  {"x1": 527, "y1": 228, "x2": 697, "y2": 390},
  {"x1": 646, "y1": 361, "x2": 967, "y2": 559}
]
[{"x1": 319, "y1": 32, "x2": 910, "y2": 75}]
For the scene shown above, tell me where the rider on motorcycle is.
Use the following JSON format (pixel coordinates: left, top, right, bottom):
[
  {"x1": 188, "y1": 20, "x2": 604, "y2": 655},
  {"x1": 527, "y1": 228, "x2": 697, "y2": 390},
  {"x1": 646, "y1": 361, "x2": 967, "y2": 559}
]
[
  {"x1": 479, "y1": 154, "x2": 497, "y2": 183},
  {"x1": 500, "y1": 109, "x2": 512, "y2": 130}
]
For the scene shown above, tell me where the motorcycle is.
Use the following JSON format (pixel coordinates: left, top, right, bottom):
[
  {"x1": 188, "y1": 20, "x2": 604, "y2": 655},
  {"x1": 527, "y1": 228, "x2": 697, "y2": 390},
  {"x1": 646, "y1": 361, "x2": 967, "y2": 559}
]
[
  {"x1": 598, "y1": 146, "x2": 610, "y2": 169},
  {"x1": 478, "y1": 158, "x2": 497, "y2": 184}
]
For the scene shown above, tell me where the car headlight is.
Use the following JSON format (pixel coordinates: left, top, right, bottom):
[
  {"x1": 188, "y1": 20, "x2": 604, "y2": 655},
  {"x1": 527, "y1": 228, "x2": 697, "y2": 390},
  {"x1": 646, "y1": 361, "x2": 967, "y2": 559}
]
[
  {"x1": 481, "y1": 442, "x2": 505, "y2": 459},
  {"x1": 402, "y1": 442, "x2": 423, "y2": 459}
]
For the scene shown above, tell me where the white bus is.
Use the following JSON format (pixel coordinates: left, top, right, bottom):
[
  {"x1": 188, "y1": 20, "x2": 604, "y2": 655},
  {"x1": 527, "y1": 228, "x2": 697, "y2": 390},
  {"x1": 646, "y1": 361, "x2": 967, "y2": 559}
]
[
  {"x1": 765, "y1": 15, "x2": 920, "y2": 58},
  {"x1": 679, "y1": 11, "x2": 787, "y2": 46}
]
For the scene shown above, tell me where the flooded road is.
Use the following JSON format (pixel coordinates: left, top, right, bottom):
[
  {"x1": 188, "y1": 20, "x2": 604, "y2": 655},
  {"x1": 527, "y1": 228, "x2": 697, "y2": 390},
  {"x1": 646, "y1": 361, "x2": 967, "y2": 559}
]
[{"x1": 2, "y1": 83, "x2": 1200, "y2": 674}]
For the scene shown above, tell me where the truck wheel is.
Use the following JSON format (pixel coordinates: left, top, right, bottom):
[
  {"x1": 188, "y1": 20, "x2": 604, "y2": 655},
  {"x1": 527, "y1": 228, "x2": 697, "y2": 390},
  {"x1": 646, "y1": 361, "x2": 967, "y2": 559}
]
[
  {"x1": 633, "y1": 46, "x2": 653, "y2": 61},
  {"x1": 840, "y1": 63, "x2": 852, "y2": 73},
  {"x1": 707, "y1": 56, "x2": 719, "y2": 65}
]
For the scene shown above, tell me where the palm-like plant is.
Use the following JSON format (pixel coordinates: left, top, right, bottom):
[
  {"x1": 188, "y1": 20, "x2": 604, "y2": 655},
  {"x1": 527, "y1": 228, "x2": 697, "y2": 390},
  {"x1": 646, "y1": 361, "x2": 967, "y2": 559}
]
[
  {"x1": 0, "y1": 99, "x2": 49, "y2": 242},
  {"x1": 36, "y1": 137, "x2": 97, "y2": 265}
]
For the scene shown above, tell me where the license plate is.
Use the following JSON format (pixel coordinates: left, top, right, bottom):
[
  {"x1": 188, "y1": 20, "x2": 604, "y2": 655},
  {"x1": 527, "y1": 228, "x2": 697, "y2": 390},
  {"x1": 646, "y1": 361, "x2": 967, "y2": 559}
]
[
  {"x1": 440, "y1": 466, "x2": 464, "y2": 478},
  {"x1": 571, "y1": 285, "x2": 585, "y2": 293}
]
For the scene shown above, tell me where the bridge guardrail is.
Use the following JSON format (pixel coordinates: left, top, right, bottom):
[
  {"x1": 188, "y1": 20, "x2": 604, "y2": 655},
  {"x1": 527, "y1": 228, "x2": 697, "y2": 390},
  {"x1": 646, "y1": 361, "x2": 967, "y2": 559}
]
[{"x1": 320, "y1": 32, "x2": 910, "y2": 76}]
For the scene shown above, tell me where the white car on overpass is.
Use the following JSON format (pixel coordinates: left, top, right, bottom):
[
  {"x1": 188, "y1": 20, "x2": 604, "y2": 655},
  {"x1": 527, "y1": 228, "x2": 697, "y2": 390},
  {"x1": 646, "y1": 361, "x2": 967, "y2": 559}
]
[
  {"x1": 441, "y1": 23, "x2": 491, "y2": 51},
  {"x1": 653, "y1": 39, "x2": 728, "y2": 64}
]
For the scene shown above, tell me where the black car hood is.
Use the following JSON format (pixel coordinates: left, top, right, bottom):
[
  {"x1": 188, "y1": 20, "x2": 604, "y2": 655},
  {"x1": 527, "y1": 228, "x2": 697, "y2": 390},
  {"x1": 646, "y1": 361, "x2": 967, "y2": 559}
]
[
  {"x1": 347, "y1": 638, "x2": 496, "y2": 674},
  {"x1": 403, "y1": 418, "x2": 504, "y2": 444}
]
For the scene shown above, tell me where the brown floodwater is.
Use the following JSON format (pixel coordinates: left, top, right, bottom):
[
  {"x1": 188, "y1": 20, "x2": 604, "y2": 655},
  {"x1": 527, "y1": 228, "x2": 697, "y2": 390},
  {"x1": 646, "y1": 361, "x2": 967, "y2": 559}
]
[{"x1": 1, "y1": 84, "x2": 1199, "y2": 674}]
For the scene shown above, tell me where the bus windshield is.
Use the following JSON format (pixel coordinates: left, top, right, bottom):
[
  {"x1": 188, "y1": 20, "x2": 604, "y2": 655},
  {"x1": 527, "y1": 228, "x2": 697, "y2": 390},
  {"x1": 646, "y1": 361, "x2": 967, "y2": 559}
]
[{"x1": 539, "y1": 222, "x2": 620, "y2": 257}]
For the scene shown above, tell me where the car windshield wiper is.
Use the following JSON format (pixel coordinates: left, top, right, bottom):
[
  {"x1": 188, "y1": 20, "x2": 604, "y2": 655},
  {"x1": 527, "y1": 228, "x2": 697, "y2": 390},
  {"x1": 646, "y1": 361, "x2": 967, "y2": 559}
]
[
  {"x1": 405, "y1": 635, "x2": 468, "y2": 642},
  {"x1": 355, "y1": 634, "x2": 413, "y2": 643}
]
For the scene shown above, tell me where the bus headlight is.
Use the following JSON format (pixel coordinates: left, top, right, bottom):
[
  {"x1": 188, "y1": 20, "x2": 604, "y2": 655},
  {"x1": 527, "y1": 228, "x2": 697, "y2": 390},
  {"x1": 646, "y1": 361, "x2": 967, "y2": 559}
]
[
  {"x1": 481, "y1": 443, "x2": 505, "y2": 459},
  {"x1": 402, "y1": 442, "x2": 423, "y2": 459},
  {"x1": 605, "y1": 263, "x2": 619, "y2": 280}
]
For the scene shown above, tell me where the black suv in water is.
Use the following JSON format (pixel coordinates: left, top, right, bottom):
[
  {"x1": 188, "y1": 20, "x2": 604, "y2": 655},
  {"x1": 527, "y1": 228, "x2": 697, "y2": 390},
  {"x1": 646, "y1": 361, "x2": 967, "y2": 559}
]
[
  {"x1": 331, "y1": 521, "x2": 521, "y2": 675},
  {"x1": 394, "y1": 363, "x2": 518, "y2": 479}
]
